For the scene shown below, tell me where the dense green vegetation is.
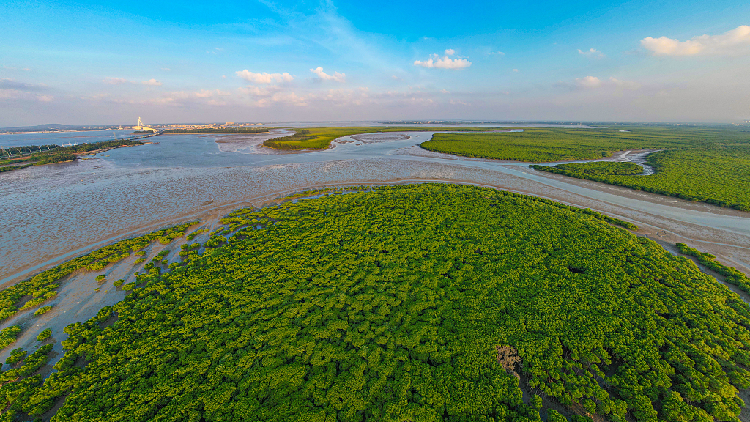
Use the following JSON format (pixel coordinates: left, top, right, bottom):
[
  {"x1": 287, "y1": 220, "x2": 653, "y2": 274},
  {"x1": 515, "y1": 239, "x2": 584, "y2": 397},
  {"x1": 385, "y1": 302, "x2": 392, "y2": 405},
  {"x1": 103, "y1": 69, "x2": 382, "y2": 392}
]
[
  {"x1": 422, "y1": 127, "x2": 747, "y2": 161},
  {"x1": 33, "y1": 305, "x2": 52, "y2": 316},
  {"x1": 36, "y1": 329, "x2": 52, "y2": 342},
  {"x1": 263, "y1": 127, "x2": 490, "y2": 150},
  {"x1": 0, "y1": 164, "x2": 31, "y2": 173},
  {"x1": 0, "y1": 344, "x2": 54, "y2": 421},
  {"x1": 0, "y1": 326, "x2": 21, "y2": 350},
  {"x1": 533, "y1": 147, "x2": 750, "y2": 211},
  {"x1": 4, "y1": 184, "x2": 750, "y2": 421},
  {"x1": 675, "y1": 243, "x2": 750, "y2": 294},
  {"x1": 421, "y1": 127, "x2": 750, "y2": 211},
  {"x1": 0, "y1": 222, "x2": 197, "y2": 322},
  {"x1": 0, "y1": 139, "x2": 145, "y2": 172},
  {"x1": 163, "y1": 127, "x2": 270, "y2": 134},
  {"x1": 532, "y1": 162, "x2": 644, "y2": 177}
]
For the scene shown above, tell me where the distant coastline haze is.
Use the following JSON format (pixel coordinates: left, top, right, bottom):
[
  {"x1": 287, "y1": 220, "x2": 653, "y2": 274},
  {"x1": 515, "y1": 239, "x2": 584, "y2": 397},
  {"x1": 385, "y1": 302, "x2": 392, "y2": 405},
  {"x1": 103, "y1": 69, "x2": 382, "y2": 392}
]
[{"x1": 1, "y1": 0, "x2": 749, "y2": 125}]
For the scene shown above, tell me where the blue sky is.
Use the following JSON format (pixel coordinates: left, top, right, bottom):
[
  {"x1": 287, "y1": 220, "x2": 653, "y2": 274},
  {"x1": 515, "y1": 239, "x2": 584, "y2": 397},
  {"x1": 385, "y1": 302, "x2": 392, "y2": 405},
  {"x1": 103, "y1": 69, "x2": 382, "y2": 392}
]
[{"x1": 1, "y1": 0, "x2": 749, "y2": 125}]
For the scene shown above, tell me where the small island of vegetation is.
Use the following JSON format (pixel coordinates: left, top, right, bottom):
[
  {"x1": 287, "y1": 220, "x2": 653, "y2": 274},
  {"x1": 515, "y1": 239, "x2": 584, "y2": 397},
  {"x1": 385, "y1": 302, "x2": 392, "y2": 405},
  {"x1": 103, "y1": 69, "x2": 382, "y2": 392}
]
[
  {"x1": 262, "y1": 126, "x2": 490, "y2": 150},
  {"x1": 0, "y1": 139, "x2": 146, "y2": 173}
]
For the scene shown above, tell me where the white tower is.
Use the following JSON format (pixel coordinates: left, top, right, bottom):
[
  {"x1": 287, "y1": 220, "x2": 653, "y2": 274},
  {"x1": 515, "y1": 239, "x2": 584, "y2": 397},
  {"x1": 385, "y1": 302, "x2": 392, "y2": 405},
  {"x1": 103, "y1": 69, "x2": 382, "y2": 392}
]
[{"x1": 137, "y1": 117, "x2": 143, "y2": 129}]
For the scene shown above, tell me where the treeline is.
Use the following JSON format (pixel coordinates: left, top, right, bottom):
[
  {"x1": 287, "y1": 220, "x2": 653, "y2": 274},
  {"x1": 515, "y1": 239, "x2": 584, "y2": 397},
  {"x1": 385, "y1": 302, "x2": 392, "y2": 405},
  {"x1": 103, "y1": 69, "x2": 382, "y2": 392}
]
[
  {"x1": 163, "y1": 127, "x2": 270, "y2": 134},
  {"x1": 533, "y1": 146, "x2": 750, "y2": 211},
  {"x1": 0, "y1": 164, "x2": 32, "y2": 173},
  {"x1": 0, "y1": 139, "x2": 144, "y2": 173},
  {"x1": 1, "y1": 144, "x2": 59, "y2": 157},
  {"x1": 59, "y1": 139, "x2": 143, "y2": 154},
  {"x1": 6, "y1": 184, "x2": 750, "y2": 421}
]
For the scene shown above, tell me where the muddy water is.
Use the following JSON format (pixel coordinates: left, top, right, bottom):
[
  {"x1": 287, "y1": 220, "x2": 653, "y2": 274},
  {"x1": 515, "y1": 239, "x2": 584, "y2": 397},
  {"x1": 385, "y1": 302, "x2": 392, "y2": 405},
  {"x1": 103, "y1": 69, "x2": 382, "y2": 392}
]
[{"x1": 1, "y1": 129, "x2": 749, "y2": 368}]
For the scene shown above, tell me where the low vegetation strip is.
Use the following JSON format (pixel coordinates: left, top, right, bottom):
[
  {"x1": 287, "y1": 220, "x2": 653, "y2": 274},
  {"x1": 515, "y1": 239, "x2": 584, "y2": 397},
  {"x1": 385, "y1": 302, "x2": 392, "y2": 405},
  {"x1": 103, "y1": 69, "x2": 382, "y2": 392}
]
[
  {"x1": 533, "y1": 146, "x2": 750, "y2": 211},
  {"x1": 0, "y1": 139, "x2": 145, "y2": 172},
  {"x1": 163, "y1": 127, "x2": 271, "y2": 134},
  {"x1": 532, "y1": 162, "x2": 644, "y2": 176},
  {"x1": 0, "y1": 222, "x2": 197, "y2": 323},
  {"x1": 262, "y1": 127, "x2": 491, "y2": 150},
  {"x1": 676, "y1": 243, "x2": 750, "y2": 293},
  {"x1": 5, "y1": 184, "x2": 750, "y2": 422}
]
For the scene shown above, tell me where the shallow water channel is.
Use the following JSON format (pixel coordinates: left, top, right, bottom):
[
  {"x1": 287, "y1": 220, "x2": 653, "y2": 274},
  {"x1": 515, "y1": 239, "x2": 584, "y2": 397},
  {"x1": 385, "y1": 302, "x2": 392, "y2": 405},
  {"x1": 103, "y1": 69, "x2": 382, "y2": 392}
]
[{"x1": 1, "y1": 129, "x2": 749, "y2": 365}]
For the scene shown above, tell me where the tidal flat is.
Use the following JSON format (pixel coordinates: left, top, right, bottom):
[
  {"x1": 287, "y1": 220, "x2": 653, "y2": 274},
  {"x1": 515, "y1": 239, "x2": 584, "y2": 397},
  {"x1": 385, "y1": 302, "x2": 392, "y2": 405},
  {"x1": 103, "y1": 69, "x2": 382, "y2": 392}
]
[{"x1": 1, "y1": 130, "x2": 748, "y2": 288}]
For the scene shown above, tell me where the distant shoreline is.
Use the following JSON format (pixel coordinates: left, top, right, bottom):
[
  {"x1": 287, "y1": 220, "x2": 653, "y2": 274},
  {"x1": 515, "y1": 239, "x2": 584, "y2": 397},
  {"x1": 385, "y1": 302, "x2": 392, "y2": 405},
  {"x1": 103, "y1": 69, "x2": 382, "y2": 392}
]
[{"x1": 0, "y1": 129, "x2": 130, "y2": 136}]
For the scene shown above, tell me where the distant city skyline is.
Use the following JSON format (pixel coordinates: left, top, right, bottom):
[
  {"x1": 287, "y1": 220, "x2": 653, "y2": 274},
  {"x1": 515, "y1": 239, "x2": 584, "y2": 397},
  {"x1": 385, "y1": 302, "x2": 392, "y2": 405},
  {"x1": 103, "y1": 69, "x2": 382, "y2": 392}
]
[{"x1": 1, "y1": 0, "x2": 749, "y2": 125}]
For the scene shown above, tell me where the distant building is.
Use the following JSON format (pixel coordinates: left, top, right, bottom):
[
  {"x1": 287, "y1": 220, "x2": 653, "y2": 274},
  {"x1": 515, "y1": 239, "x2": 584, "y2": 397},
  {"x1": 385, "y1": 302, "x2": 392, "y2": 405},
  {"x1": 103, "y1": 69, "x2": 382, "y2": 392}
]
[{"x1": 134, "y1": 117, "x2": 156, "y2": 132}]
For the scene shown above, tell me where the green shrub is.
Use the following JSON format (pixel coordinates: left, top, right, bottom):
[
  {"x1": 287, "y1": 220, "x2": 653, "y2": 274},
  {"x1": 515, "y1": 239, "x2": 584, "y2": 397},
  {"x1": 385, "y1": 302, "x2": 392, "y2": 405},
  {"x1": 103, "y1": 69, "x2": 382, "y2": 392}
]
[
  {"x1": 36, "y1": 329, "x2": 52, "y2": 341},
  {"x1": 34, "y1": 305, "x2": 52, "y2": 316}
]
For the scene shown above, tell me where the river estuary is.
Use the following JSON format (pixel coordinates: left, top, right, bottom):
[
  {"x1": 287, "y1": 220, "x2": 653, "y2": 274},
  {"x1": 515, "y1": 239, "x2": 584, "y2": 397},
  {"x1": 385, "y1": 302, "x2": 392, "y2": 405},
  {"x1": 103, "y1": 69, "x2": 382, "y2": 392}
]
[{"x1": 1, "y1": 128, "x2": 749, "y2": 365}]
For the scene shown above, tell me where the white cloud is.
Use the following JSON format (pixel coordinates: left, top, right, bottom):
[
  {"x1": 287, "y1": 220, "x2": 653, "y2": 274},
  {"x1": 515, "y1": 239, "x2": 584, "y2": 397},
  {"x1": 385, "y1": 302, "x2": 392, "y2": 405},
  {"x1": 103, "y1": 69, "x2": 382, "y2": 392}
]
[
  {"x1": 609, "y1": 77, "x2": 640, "y2": 90},
  {"x1": 0, "y1": 79, "x2": 48, "y2": 91},
  {"x1": 576, "y1": 76, "x2": 602, "y2": 88},
  {"x1": 0, "y1": 90, "x2": 54, "y2": 103},
  {"x1": 445, "y1": 49, "x2": 455, "y2": 56},
  {"x1": 490, "y1": 51, "x2": 505, "y2": 56},
  {"x1": 195, "y1": 89, "x2": 214, "y2": 98},
  {"x1": 263, "y1": 92, "x2": 307, "y2": 107},
  {"x1": 575, "y1": 76, "x2": 640, "y2": 90},
  {"x1": 104, "y1": 77, "x2": 129, "y2": 85},
  {"x1": 512, "y1": 69, "x2": 519, "y2": 73},
  {"x1": 238, "y1": 85, "x2": 307, "y2": 107},
  {"x1": 161, "y1": 67, "x2": 171, "y2": 71},
  {"x1": 129, "y1": 88, "x2": 234, "y2": 107},
  {"x1": 3, "y1": 66, "x2": 31, "y2": 71},
  {"x1": 578, "y1": 48, "x2": 605, "y2": 58},
  {"x1": 236, "y1": 70, "x2": 294, "y2": 84},
  {"x1": 310, "y1": 67, "x2": 346, "y2": 82},
  {"x1": 104, "y1": 77, "x2": 162, "y2": 86},
  {"x1": 0, "y1": 80, "x2": 53, "y2": 102},
  {"x1": 641, "y1": 25, "x2": 750, "y2": 56},
  {"x1": 414, "y1": 53, "x2": 471, "y2": 69}
]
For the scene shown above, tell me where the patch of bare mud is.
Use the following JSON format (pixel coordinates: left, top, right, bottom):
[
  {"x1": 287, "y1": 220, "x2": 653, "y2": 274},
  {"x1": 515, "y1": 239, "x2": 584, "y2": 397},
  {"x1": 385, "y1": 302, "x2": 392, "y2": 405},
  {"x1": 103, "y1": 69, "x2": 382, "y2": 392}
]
[
  {"x1": 213, "y1": 129, "x2": 297, "y2": 155},
  {"x1": 350, "y1": 133, "x2": 411, "y2": 143}
]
